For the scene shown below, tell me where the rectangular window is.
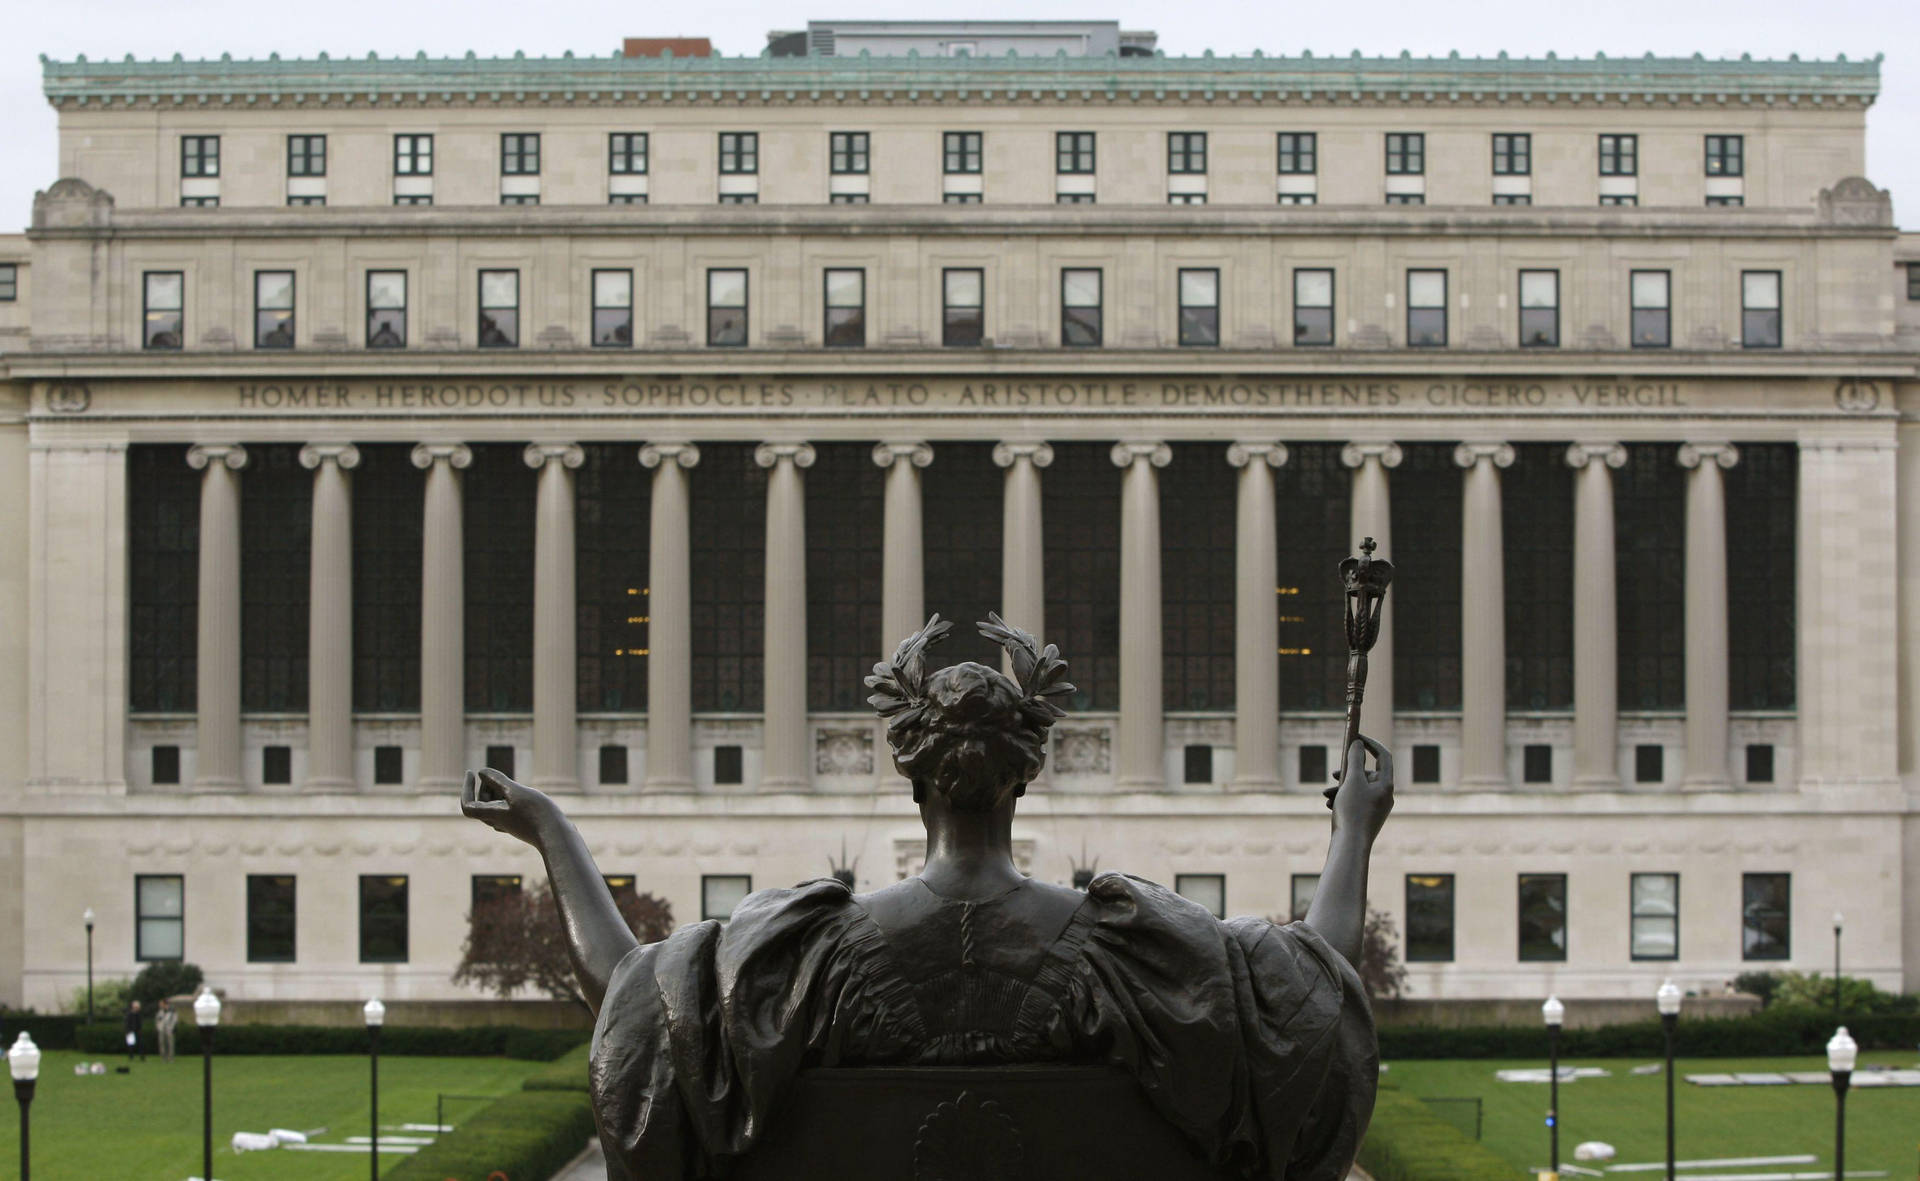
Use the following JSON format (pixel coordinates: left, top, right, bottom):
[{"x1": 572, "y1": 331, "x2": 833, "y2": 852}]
[
  {"x1": 287, "y1": 134, "x2": 326, "y2": 177},
  {"x1": 1385, "y1": 193, "x2": 1425, "y2": 205},
  {"x1": 707, "y1": 268, "x2": 748, "y2": 347},
  {"x1": 1060, "y1": 268, "x2": 1102, "y2": 347},
  {"x1": 181, "y1": 136, "x2": 219, "y2": 177},
  {"x1": 394, "y1": 134, "x2": 433, "y2": 176},
  {"x1": 1407, "y1": 269, "x2": 1447, "y2": 347},
  {"x1": 485, "y1": 744, "x2": 515, "y2": 778},
  {"x1": 246, "y1": 874, "x2": 296, "y2": 963},
  {"x1": 471, "y1": 874, "x2": 522, "y2": 910},
  {"x1": 1519, "y1": 269, "x2": 1559, "y2": 348},
  {"x1": 1741, "y1": 872, "x2": 1790, "y2": 960},
  {"x1": 610, "y1": 194, "x2": 648, "y2": 205},
  {"x1": 599, "y1": 744, "x2": 628, "y2": 785},
  {"x1": 366, "y1": 271, "x2": 406, "y2": 348},
  {"x1": 944, "y1": 192, "x2": 982, "y2": 204},
  {"x1": 152, "y1": 745, "x2": 180, "y2": 784},
  {"x1": 1277, "y1": 132, "x2": 1317, "y2": 174},
  {"x1": 1492, "y1": 194, "x2": 1532, "y2": 206},
  {"x1": 1746, "y1": 743, "x2": 1775, "y2": 783},
  {"x1": 1182, "y1": 745, "x2": 1213, "y2": 784},
  {"x1": 394, "y1": 194, "x2": 434, "y2": 206},
  {"x1": 501, "y1": 133, "x2": 540, "y2": 175},
  {"x1": 713, "y1": 744, "x2": 744, "y2": 785},
  {"x1": 373, "y1": 744, "x2": 403, "y2": 784},
  {"x1": 1293, "y1": 269, "x2": 1334, "y2": 347},
  {"x1": 1277, "y1": 193, "x2": 1317, "y2": 205},
  {"x1": 1742, "y1": 270, "x2": 1782, "y2": 348},
  {"x1": 1706, "y1": 195, "x2": 1745, "y2": 207},
  {"x1": 1631, "y1": 270, "x2": 1671, "y2": 348},
  {"x1": 143, "y1": 271, "x2": 184, "y2": 350},
  {"x1": 1167, "y1": 131, "x2": 1207, "y2": 174},
  {"x1": 944, "y1": 131, "x2": 983, "y2": 174},
  {"x1": 702, "y1": 874, "x2": 751, "y2": 921},
  {"x1": 829, "y1": 193, "x2": 870, "y2": 205},
  {"x1": 609, "y1": 132, "x2": 648, "y2": 175},
  {"x1": 1056, "y1": 193, "x2": 1096, "y2": 205},
  {"x1": 1631, "y1": 872, "x2": 1679, "y2": 960},
  {"x1": 1518, "y1": 873, "x2": 1568, "y2": 962},
  {"x1": 254, "y1": 270, "x2": 295, "y2": 349},
  {"x1": 824, "y1": 268, "x2": 866, "y2": 348},
  {"x1": 1523, "y1": 743, "x2": 1553, "y2": 783},
  {"x1": 1909, "y1": 262, "x2": 1920, "y2": 300},
  {"x1": 1600, "y1": 194, "x2": 1639, "y2": 207},
  {"x1": 942, "y1": 267, "x2": 984, "y2": 347},
  {"x1": 1174, "y1": 874, "x2": 1226, "y2": 919},
  {"x1": 1600, "y1": 134, "x2": 1638, "y2": 176},
  {"x1": 1056, "y1": 131, "x2": 1096, "y2": 174},
  {"x1": 1177, "y1": 268, "x2": 1219, "y2": 347},
  {"x1": 717, "y1": 193, "x2": 758, "y2": 205},
  {"x1": 592, "y1": 269, "x2": 634, "y2": 348},
  {"x1": 1706, "y1": 134, "x2": 1744, "y2": 177},
  {"x1": 1289, "y1": 873, "x2": 1319, "y2": 923},
  {"x1": 1635, "y1": 743, "x2": 1664, "y2": 783},
  {"x1": 1298, "y1": 743, "x2": 1328, "y2": 786},
  {"x1": 1411, "y1": 744, "x2": 1440, "y2": 783},
  {"x1": 1405, "y1": 874, "x2": 1455, "y2": 961},
  {"x1": 1386, "y1": 133, "x2": 1424, "y2": 175},
  {"x1": 830, "y1": 131, "x2": 870, "y2": 174},
  {"x1": 359, "y1": 875, "x2": 409, "y2": 963},
  {"x1": 1167, "y1": 193, "x2": 1207, "y2": 205},
  {"x1": 136, "y1": 874, "x2": 184, "y2": 961},
  {"x1": 478, "y1": 269, "x2": 519, "y2": 349},
  {"x1": 500, "y1": 194, "x2": 540, "y2": 207},
  {"x1": 1492, "y1": 133, "x2": 1531, "y2": 175},
  {"x1": 719, "y1": 132, "x2": 758, "y2": 174},
  {"x1": 262, "y1": 744, "x2": 291, "y2": 784},
  {"x1": 287, "y1": 195, "x2": 326, "y2": 207},
  {"x1": 0, "y1": 264, "x2": 13, "y2": 301}
]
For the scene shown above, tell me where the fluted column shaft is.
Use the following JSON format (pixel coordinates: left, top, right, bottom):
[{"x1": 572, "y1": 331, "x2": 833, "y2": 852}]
[
  {"x1": 412, "y1": 444, "x2": 470, "y2": 790},
  {"x1": 758, "y1": 443, "x2": 816, "y2": 790},
  {"x1": 1342, "y1": 443, "x2": 1401, "y2": 749},
  {"x1": 188, "y1": 444, "x2": 247, "y2": 791},
  {"x1": 301, "y1": 443, "x2": 360, "y2": 791},
  {"x1": 994, "y1": 443, "x2": 1053, "y2": 644},
  {"x1": 1568, "y1": 443, "x2": 1627, "y2": 788},
  {"x1": 873, "y1": 443, "x2": 932, "y2": 647},
  {"x1": 1113, "y1": 443, "x2": 1171, "y2": 788},
  {"x1": 1229, "y1": 443, "x2": 1288, "y2": 789},
  {"x1": 641, "y1": 444, "x2": 699, "y2": 790},
  {"x1": 1681, "y1": 443, "x2": 1740, "y2": 788},
  {"x1": 1456, "y1": 443, "x2": 1514, "y2": 788},
  {"x1": 525, "y1": 443, "x2": 584, "y2": 793}
]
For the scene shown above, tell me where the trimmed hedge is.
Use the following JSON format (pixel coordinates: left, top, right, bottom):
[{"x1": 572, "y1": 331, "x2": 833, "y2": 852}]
[
  {"x1": 70, "y1": 1021, "x2": 585, "y2": 1061},
  {"x1": 1357, "y1": 1087, "x2": 1529, "y2": 1181},
  {"x1": 0, "y1": 1013, "x2": 83, "y2": 1051},
  {"x1": 520, "y1": 1043, "x2": 592, "y2": 1092},
  {"x1": 1380, "y1": 1006, "x2": 1920, "y2": 1060},
  {"x1": 386, "y1": 1088, "x2": 595, "y2": 1181}
]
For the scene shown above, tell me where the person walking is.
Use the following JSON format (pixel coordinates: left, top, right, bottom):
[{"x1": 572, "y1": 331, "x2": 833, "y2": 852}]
[
  {"x1": 155, "y1": 998, "x2": 177, "y2": 1063},
  {"x1": 123, "y1": 998, "x2": 145, "y2": 1062}
]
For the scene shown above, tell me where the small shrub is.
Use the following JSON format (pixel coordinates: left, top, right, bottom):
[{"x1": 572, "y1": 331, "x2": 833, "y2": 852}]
[
  {"x1": 1768, "y1": 972, "x2": 1918, "y2": 1016},
  {"x1": 129, "y1": 961, "x2": 204, "y2": 1010},
  {"x1": 1732, "y1": 970, "x2": 1783, "y2": 1007},
  {"x1": 66, "y1": 977, "x2": 134, "y2": 1020},
  {"x1": 384, "y1": 1090, "x2": 594, "y2": 1181},
  {"x1": 1357, "y1": 1086, "x2": 1529, "y2": 1181}
]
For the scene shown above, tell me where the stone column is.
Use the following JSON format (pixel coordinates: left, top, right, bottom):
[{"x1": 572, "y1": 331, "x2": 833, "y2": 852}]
[
  {"x1": 872, "y1": 442, "x2": 932, "y2": 648},
  {"x1": 1679, "y1": 443, "x2": 1740, "y2": 789},
  {"x1": 1112, "y1": 442, "x2": 1171, "y2": 789},
  {"x1": 412, "y1": 444, "x2": 471, "y2": 792},
  {"x1": 522, "y1": 444, "x2": 585, "y2": 793},
  {"x1": 1341, "y1": 442, "x2": 1401, "y2": 749},
  {"x1": 1454, "y1": 443, "x2": 1515, "y2": 789},
  {"x1": 300, "y1": 443, "x2": 360, "y2": 792},
  {"x1": 1566, "y1": 442, "x2": 1628, "y2": 789},
  {"x1": 993, "y1": 442, "x2": 1053, "y2": 643},
  {"x1": 757, "y1": 442, "x2": 816, "y2": 790},
  {"x1": 1227, "y1": 442, "x2": 1288, "y2": 790},
  {"x1": 187, "y1": 444, "x2": 247, "y2": 792},
  {"x1": 640, "y1": 444, "x2": 699, "y2": 791}
]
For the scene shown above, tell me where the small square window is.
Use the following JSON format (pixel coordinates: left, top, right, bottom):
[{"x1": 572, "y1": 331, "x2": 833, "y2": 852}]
[
  {"x1": 1599, "y1": 134, "x2": 1638, "y2": 177},
  {"x1": 1634, "y1": 744, "x2": 1664, "y2": 784},
  {"x1": 152, "y1": 745, "x2": 181, "y2": 785},
  {"x1": 181, "y1": 136, "x2": 220, "y2": 178},
  {"x1": 1522, "y1": 744, "x2": 1552, "y2": 783},
  {"x1": 287, "y1": 134, "x2": 326, "y2": 178},
  {"x1": 1298, "y1": 744, "x2": 1328, "y2": 786},
  {"x1": 262, "y1": 745, "x2": 292, "y2": 785},
  {"x1": 1599, "y1": 194, "x2": 1639, "y2": 207},
  {"x1": 1277, "y1": 132, "x2": 1316, "y2": 175},
  {"x1": 830, "y1": 131, "x2": 870, "y2": 175},
  {"x1": 1385, "y1": 133, "x2": 1424, "y2": 175},
  {"x1": 373, "y1": 745, "x2": 403, "y2": 785},
  {"x1": 1177, "y1": 268, "x2": 1219, "y2": 347},
  {"x1": 1705, "y1": 134, "x2": 1744, "y2": 177},
  {"x1": 501, "y1": 133, "x2": 541, "y2": 176},
  {"x1": 1492, "y1": 133, "x2": 1531, "y2": 176},
  {"x1": 1056, "y1": 131, "x2": 1096, "y2": 174},
  {"x1": 609, "y1": 132, "x2": 648, "y2": 175},
  {"x1": 1174, "y1": 874, "x2": 1226, "y2": 918},
  {"x1": 707, "y1": 268, "x2": 748, "y2": 347},
  {"x1": 944, "y1": 131, "x2": 982, "y2": 174},
  {"x1": 713, "y1": 744, "x2": 744, "y2": 785},
  {"x1": 1411, "y1": 745, "x2": 1440, "y2": 784},
  {"x1": 394, "y1": 134, "x2": 433, "y2": 176},
  {"x1": 599, "y1": 744, "x2": 629, "y2": 785},
  {"x1": 1746, "y1": 743, "x2": 1775, "y2": 783},
  {"x1": 1167, "y1": 131, "x2": 1207, "y2": 175},
  {"x1": 719, "y1": 132, "x2": 759, "y2": 174},
  {"x1": 1384, "y1": 193, "x2": 1425, "y2": 205},
  {"x1": 702, "y1": 874, "x2": 752, "y2": 921},
  {"x1": 1183, "y1": 744, "x2": 1213, "y2": 784},
  {"x1": 485, "y1": 744, "x2": 515, "y2": 779}
]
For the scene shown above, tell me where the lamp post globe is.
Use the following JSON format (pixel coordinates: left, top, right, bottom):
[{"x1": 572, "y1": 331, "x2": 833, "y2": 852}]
[
  {"x1": 1542, "y1": 996, "x2": 1564, "y2": 1176},
  {"x1": 1656, "y1": 980, "x2": 1681, "y2": 1181},
  {"x1": 11, "y1": 1031, "x2": 41, "y2": 1181},
  {"x1": 194, "y1": 989, "x2": 221, "y2": 1181},
  {"x1": 82, "y1": 907, "x2": 95, "y2": 1026},
  {"x1": 365, "y1": 997, "x2": 385, "y2": 1180},
  {"x1": 1826, "y1": 1026, "x2": 1855, "y2": 1181}
]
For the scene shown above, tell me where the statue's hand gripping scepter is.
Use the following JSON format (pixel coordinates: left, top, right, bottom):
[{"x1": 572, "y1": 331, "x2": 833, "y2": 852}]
[{"x1": 1325, "y1": 537, "x2": 1394, "y2": 809}]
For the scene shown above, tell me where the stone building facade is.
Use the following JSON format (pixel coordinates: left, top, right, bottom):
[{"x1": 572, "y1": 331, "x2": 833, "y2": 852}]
[{"x1": 1, "y1": 33, "x2": 1917, "y2": 1007}]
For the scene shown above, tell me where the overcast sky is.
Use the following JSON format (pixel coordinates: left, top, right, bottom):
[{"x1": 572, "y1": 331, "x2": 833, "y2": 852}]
[{"x1": 4, "y1": 0, "x2": 1914, "y2": 229}]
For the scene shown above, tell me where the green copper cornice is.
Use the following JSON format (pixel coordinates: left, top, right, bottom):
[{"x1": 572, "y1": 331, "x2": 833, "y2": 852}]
[{"x1": 41, "y1": 48, "x2": 1881, "y2": 106}]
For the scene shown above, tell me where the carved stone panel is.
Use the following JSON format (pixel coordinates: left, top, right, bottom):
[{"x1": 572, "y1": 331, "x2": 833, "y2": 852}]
[
  {"x1": 1051, "y1": 726, "x2": 1111, "y2": 776},
  {"x1": 815, "y1": 727, "x2": 876, "y2": 776}
]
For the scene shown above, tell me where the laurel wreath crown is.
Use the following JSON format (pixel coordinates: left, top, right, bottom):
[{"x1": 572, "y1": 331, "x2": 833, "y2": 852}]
[{"x1": 865, "y1": 612, "x2": 1075, "y2": 737}]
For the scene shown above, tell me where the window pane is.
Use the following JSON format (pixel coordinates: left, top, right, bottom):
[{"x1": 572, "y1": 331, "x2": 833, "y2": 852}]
[
  {"x1": 805, "y1": 445, "x2": 884, "y2": 709},
  {"x1": 1062, "y1": 269, "x2": 1100, "y2": 307},
  {"x1": 240, "y1": 445, "x2": 311, "y2": 709},
  {"x1": 1632, "y1": 271, "x2": 1669, "y2": 308},
  {"x1": 1726, "y1": 445, "x2": 1797, "y2": 709},
  {"x1": 922, "y1": 444, "x2": 1003, "y2": 668},
  {"x1": 703, "y1": 875, "x2": 752, "y2": 921},
  {"x1": 1633, "y1": 873, "x2": 1678, "y2": 915},
  {"x1": 352, "y1": 445, "x2": 423, "y2": 711},
  {"x1": 1742, "y1": 873, "x2": 1790, "y2": 960},
  {"x1": 1295, "y1": 269, "x2": 1332, "y2": 307},
  {"x1": 481, "y1": 271, "x2": 518, "y2": 308},
  {"x1": 691, "y1": 446, "x2": 767, "y2": 711},
  {"x1": 246, "y1": 875, "x2": 296, "y2": 962},
  {"x1": 128, "y1": 445, "x2": 200, "y2": 710},
  {"x1": 1632, "y1": 917, "x2": 1677, "y2": 959},
  {"x1": 359, "y1": 875, "x2": 409, "y2": 962},
  {"x1": 945, "y1": 269, "x2": 982, "y2": 307},
  {"x1": 368, "y1": 272, "x2": 405, "y2": 309},
  {"x1": 1520, "y1": 271, "x2": 1557, "y2": 308},
  {"x1": 140, "y1": 876, "x2": 183, "y2": 917},
  {"x1": 138, "y1": 919, "x2": 184, "y2": 960},
  {"x1": 709, "y1": 269, "x2": 747, "y2": 307},
  {"x1": 1406, "y1": 874, "x2": 1454, "y2": 962},
  {"x1": 1161, "y1": 443, "x2": 1235, "y2": 707},
  {"x1": 1042, "y1": 444, "x2": 1122, "y2": 707},
  {"x1": 256, "y1": 272, "x2": 294, "y2": 309},
  {"x1": 1518, "y1": 874, "x2": 1568, "y2": 961},
  {"x1": 1408, "y1": 271, "x2": 1446, "y2": 307},
  {"x1": 595, "y1": 271, "x2": 632, "y2": 307},
  {"x1": 1290, "y1": 874, "x2": 1319, "y2": 923},
  {"x1": 1743, "y1": 271, "x2": 1780, "y2": 309},
  {"x1": 464, "y1": 444, "x2": 537, "y2": 710},
  {"x1": 147, "y1": 272, "x2": 183, "y2": 309},
  {"x1": 1179, "y1": 270, "x2": 1218, "y2": 308},
  {"x1": 1174, "y1": 875, "x2": 1225, "y2": 919},
  {"x1": 825, "y1": 269, "x2": 864, "y2": 307}
]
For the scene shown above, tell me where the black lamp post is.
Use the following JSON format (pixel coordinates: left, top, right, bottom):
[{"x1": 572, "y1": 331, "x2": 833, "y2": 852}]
[
  {"x1": 1657, "y1": 979, "x2": 1682, "y2": 1181},
  {"x1": 364, "y1": 997, "x2": 385, "y2": 1180},
  {"x1": 10, "y1": 1031, "x2": 40, "y2": 1181},
  {"x1": 83, "y1": 907, "x2": 95, "y2": 1027},
  {"x1": 1543, "y1": 995, "x2": 1564, "y2": 1177},
  {"x1": 1831, "y1": 912, "x2": 1844, "y2": 1021},
  {"x1": 194, "y1": 988, "x2": 221, "y2": 1181},
  {"x1": 1827, "y1": 1026, "x2": 1855, "y2": 1181}
]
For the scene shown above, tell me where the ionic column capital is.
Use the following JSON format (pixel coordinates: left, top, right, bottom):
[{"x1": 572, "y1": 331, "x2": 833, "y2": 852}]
[
  {"x1": 1109, "y1": 441, "x2": 1171, "y2": 469},
  {"x1": 1227, "y1": 442, "x2": 1289, "y2": 469},
  {"x1": 1678, "y1": 442, "x2": 1741, "y2": 470},
  {"x1": 298, "y1": 443, "x2": 362, "y2": 471},
  {"x1": 1452, "y1": 442, "x2": 1515, "y2": 470},
  {"x1": 187, "y1": 443, "x2": 248, "y2": 471},
  {"x1": 638, "y1": 442, "x2": 700, "y2": 469},
  {"x1": 410, "y1": 442, "x2": 472, "y2": 470},
  {"x1": 1565, "y1": 442, "x2": 1628, "y2": 470},
  {"x1": 1340, "y1": 441, "x2": 1403, "y2": 470},
  {"x1": 871, "y1": 441, "x2": 934, "y2": 469},
  {"x1": 523, "y1": 442, "x2": 585, "y2": 470},
  {"x1": 993, "y1": 441, "x2": 1054, "y2": 469},
  {"x1": 754, "y1": 441, "x2": 817, "y2": 469}
]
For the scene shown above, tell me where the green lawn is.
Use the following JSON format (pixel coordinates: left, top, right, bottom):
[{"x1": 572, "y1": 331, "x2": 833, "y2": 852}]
[
  {"x1": 1383, "y1": 1056, "x2": 1920, "y2": 1177},
  {"x1": 0, "y1": 1051, "x2": 542, "y2": 1180}
]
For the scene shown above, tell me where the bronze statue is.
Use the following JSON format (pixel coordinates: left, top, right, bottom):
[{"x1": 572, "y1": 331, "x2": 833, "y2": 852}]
[{"x1": 462, "y1": 612, "x2": 1392, "y2": 1180}]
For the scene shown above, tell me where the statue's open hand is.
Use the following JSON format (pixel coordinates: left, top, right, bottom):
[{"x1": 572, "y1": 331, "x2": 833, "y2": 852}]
[
  {"x1": 460, "y1": 768, "x2": 556, "y2": 846},
  {"x1": 1333, "y1": 736, "x2": 1394, "y2": 843}
]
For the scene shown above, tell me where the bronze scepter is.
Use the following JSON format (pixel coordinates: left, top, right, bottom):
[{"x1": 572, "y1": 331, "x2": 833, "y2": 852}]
[{"x1": 1325, "y1": 537, "x2": 1394, "y2": 808}]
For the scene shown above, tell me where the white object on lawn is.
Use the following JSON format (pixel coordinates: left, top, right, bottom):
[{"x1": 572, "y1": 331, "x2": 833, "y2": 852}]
[
  {"x1": 267, "y1": 1128, "x2": 308, "y2": 1144},
  {"x1": 1629, "y1": 1063, "x2": 1663, "y2": 1075},
  {"x1": 230, "y1": 1131, "x2": 279, "y2": 1153},
  {"x1": 1573, "y1": 1141, "x2": 1615, "y2": 1161}
]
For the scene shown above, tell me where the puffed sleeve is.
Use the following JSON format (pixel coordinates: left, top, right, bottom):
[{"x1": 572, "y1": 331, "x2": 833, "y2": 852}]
[
  {"x1": 588, "y1": 878, "x2": 872, "y2": 1180},
  {"x1": 1063, "y1": 874, "x2": 1377, "y2": 1181}
]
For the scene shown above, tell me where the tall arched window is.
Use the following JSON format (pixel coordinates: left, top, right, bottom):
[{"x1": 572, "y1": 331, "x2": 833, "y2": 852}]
[
  {"x1": 806, "y1": 444, "x2": 883, "y2": 710},
  {"x1": 691, "y1": 444, "x2": 766, "y2": 712},
  {"x1": 1503, "y1": 444, "x2": 1574, "y2": 710},
  {"x1": 1726, "y1": 443, "x2": 1796, "y2": 709},
  {"x1": 576, "y1": 444, "x2": 650, "y2": 713},
  {"x1": 351, "y1": 444, "x2": 422, "y2": 712},
  {"x1": 241, "y1": 443, "x2": 311, "y2": 711},
  {"x1": 921, "y1": 443, "x2": 1003, "y2": 671},
  {"x1": 1615, "y1": 443, "x2": 1686, "y2": 710},
  {"x1": 129, "y1": 444, "x2": 200, "y2": 712},
  {"x1": 1043, "y1": 443, "x2": 1121, "y2": 710},
  {"x1": 1274, "y1": 444, "x2": 1350, "y2": 711},
  {"x1": 1160, "y1": 444, "x2": 1235, "y2": 710},
  {"x1": 1391, "y1": 444, "x2": 1462, "y2": 711},
  {"x1": 463, "y1": 444, "x2": 536, "y2": 712}
]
